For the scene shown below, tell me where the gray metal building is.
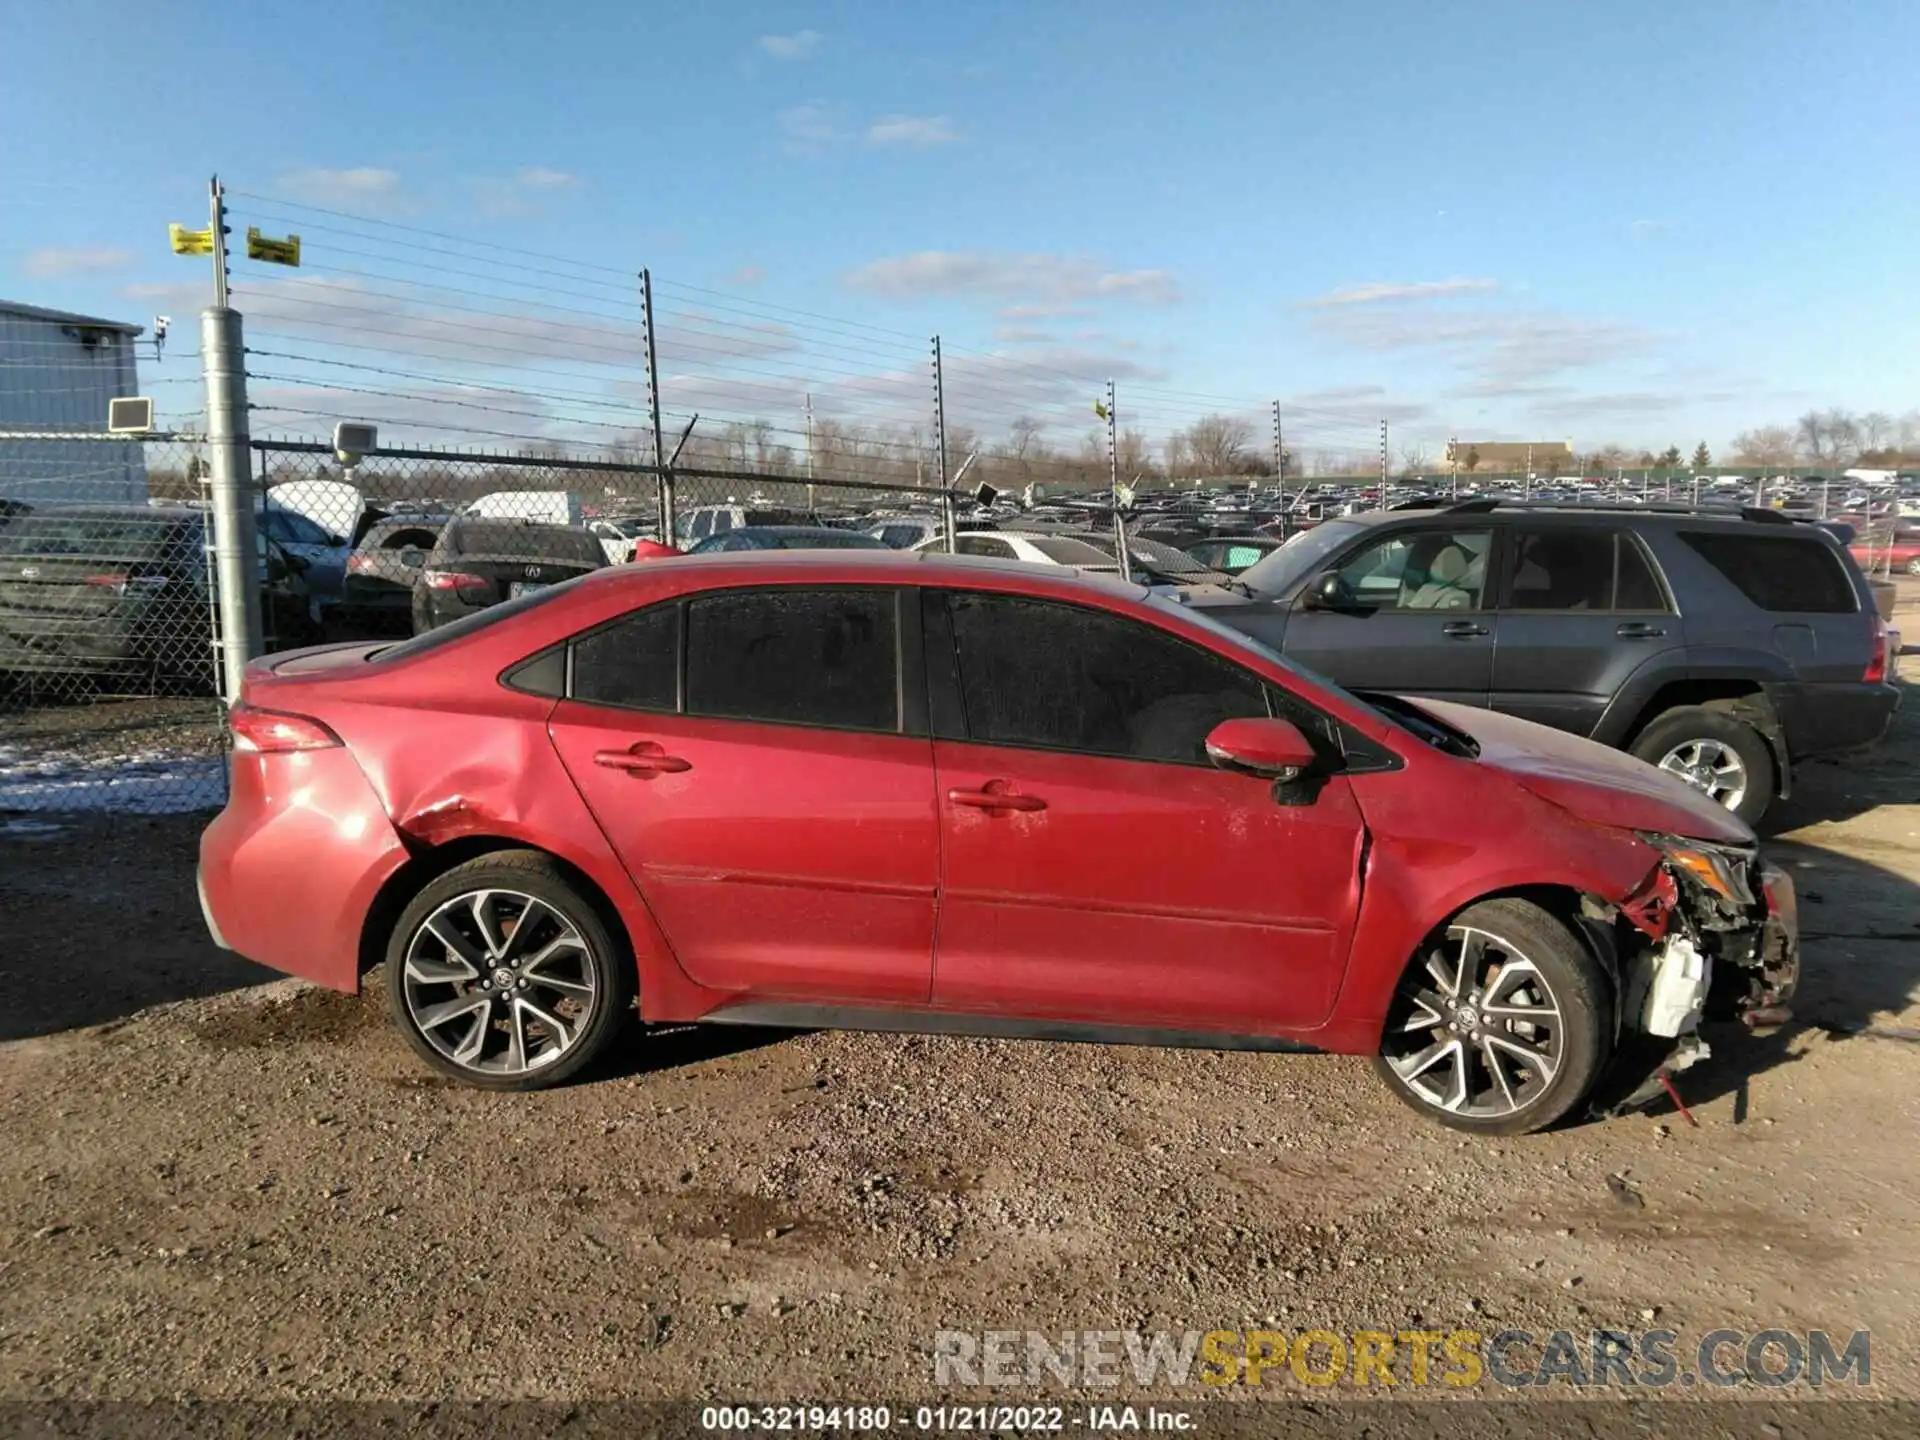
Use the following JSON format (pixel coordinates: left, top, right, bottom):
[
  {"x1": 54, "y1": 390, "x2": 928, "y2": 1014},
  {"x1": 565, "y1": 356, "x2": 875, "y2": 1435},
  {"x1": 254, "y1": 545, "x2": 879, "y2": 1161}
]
[{"x1": 0, "y1": 300, "x2": 147, "y2": 504}]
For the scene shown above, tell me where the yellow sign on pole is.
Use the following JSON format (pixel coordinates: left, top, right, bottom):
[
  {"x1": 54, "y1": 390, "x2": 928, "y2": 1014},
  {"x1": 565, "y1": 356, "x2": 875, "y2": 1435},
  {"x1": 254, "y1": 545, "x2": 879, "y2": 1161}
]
[
  {"x1": 246, "y1": 228, "x2": 301, "y2": 266},
  {"x1": 169, "y1": 222, "x2": 215, "y2": 255}
]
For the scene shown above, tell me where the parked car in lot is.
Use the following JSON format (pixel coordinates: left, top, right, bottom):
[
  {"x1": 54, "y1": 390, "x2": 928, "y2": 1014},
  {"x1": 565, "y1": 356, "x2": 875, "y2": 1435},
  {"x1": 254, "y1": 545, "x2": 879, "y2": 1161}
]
[
  {"x1": 1849, "y1": 529, "x2": 1920, "y2": 577},
  {"x1": 867, "y1": 515, "x2": 945, "y2": 550},
  {"x1": 200, "y1": 551, "x2": 1799, "y2": 1135},
  {"x1": 411, "y1": 518, "x2": 606, "y2": 634},
  {"x1": 913, "y1": 530, "x2": 1120, "y2": 572},
  {"x1": 674, "y1": 504, "x2": 819, "y2": 547},
  {"x1": 1184, "y1": 501, "x2": 1900, "y2": 826},
  {"x1": 332, "y1": 518, "x2": 446, "y2": 637},
  {"x1": 0, "y1": 504, "x2": 315, "y2": 684},
  {"x1": 684, "y1": 525, "x2": 890, "y2": 554}
]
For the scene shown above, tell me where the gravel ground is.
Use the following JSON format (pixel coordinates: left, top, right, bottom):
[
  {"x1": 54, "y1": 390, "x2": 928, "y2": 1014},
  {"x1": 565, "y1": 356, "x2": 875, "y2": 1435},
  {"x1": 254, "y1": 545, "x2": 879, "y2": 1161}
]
[{"x1": 3, "y1": 603, "x2": 1919, "y2": 1425}]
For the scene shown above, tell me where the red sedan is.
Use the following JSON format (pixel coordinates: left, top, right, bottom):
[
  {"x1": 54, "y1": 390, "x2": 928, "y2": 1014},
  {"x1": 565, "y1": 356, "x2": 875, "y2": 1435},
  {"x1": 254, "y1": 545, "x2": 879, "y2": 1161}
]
[{"x1": 199, "y1": 552, "x2": 1798, "y2": 1135}]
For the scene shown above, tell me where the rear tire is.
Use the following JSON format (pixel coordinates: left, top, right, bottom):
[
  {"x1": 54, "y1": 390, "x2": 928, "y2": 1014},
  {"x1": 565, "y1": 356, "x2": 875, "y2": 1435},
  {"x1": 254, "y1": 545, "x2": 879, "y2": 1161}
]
[
  {"x1": 1628, "y1": 705, "x2": 1775, "y2": 827},
  {"x1": 384, "y1": 850, "x2": 634, "y2": 1091},
  {"x1": 1372, "y1": 898, "x2": 1610, "y2": 1136}
]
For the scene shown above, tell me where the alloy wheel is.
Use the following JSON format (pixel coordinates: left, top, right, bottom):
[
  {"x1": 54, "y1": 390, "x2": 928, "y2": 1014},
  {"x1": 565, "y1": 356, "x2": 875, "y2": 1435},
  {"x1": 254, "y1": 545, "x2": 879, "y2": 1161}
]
[
  {"x1": 400, "y1": 888, "x2": 598, "y2": 1076},
  {"x1": 1380, "y1": 926, "x2": 1563, "y2": 1120},
  {"x1": 1656, "y1": 738, "x2": 1748, "y2": 810}
]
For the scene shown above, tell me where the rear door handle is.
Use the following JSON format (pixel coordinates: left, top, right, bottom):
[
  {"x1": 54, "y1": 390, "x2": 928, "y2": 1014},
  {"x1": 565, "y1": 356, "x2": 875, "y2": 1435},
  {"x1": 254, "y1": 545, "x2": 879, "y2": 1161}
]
[
  {"x1": 1616, "y1": 622, "x2": 1667, "y2": 638},
  {"x1": 948, "y1": 785, "x2": 1047, "y2": 813},
  {"x1": 1440, "y1": 621, "x2": 1489, "y2": 638},
  {"x1": 593, "y1": 745, "x2": 691, "y2": 776}
]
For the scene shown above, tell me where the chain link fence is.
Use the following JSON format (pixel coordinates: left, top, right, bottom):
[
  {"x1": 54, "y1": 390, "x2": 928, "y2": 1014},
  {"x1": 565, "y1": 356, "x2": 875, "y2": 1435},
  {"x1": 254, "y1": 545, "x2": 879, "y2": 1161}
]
[{"x1": 0, "y1": 434, "x2": 229, "y2": 813}]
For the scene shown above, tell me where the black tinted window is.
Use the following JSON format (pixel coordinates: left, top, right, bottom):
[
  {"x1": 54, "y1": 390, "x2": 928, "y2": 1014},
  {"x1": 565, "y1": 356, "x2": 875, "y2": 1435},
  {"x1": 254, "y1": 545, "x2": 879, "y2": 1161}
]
[
  {"x1": 572, "y1": 603, "x2": 679, "y2": 711},
  {"x1": 1505, "y1": 530, "x2": 1616, "y2": 610},
  {"x1": 1679, "y1": 532, "x2": 1856, "y2": 613},
  {"x1": 1615, "y1": 535, "x2": 1666, "y2": 610},
  {"x1": 945, "y1": 593, "x2": 1266, "y2": 764},
  {"x1": 370, "y1": 585, "x2": 571, "y2": 663},
  {"x1": 685, "y1": 589, "x2": 898, "y2": 732}
]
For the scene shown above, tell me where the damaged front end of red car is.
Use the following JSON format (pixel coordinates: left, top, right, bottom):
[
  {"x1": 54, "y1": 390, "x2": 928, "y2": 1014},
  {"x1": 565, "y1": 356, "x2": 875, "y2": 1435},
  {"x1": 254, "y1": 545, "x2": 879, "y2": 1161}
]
[{"x1": 1584, "y1": 835, "x2": 1802, "y2": 1112}]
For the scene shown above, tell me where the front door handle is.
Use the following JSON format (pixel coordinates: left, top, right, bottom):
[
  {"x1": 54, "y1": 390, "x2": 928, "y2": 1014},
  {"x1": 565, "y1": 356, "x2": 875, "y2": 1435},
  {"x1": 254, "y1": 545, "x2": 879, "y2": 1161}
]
[
  {"x1": 948, "y1": 784, "x2": 1047, "y2": 813},
  {"x1": 593, "y1": 744, "x2": 691, "y2": 776},
  {"x1": 1616, "y1": 622, "x2": 1667, "y2": 639},
  {"x1": 1440, "y1": 621, "x2": 1489, "y2": 638}
]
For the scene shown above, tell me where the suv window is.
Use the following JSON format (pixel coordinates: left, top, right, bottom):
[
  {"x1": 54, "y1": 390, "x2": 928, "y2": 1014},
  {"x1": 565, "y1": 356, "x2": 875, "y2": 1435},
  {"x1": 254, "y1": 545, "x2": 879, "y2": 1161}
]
[
  {"x1": 1334, "y1": 528, "x2": 1491, "y2": 610},
  {"x1": 944, "y1": 592, "x2": 1266, "y2": 764},
  {"x1": 1679, "y1": 531, "x2": 1856, "y2": 614},
  {"x1": 572, "y1": 602, "x2": 679, "y2": 711},
  {"x1": 1503, "y1": 530, "x2": 1669, "y2": 611},
  {"x1": 685, "y1": 588, "x2": 898, "y2": 732}
]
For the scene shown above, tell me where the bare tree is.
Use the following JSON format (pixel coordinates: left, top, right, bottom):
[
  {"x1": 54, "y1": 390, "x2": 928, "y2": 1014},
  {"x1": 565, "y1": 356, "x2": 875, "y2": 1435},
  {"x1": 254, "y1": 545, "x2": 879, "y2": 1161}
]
[
  {"x1": 1730, "y1": 425, "x2": 1799, "y2": 468},
  {"x1": 1397, "y1": 443, "x2": 1432, "y2": 478},
  {"x1": 1860, "y1": 411, "x2": 1896, "y2": 453},
  {"x1": 1182, "y1": 414, "x2": 1255, "y2": 476},
  {"x1": 1798, "y1": 408, "x2": 1862, "y2": 467}
]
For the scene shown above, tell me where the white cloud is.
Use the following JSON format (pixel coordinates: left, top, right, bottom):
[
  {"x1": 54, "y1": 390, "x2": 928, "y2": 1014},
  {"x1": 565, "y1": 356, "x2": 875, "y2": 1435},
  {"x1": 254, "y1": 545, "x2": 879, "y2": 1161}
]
[
  {"x1": 1299, "y1": 278, "x2": 1499, "y2": 308},
  {"x1": 866, "y1": 114, "x2": 959, "y2": 146},
  {"x1": 514, "y1": 167, "x2": 579, "y2": 190},
  {"x1": 276, "y1": 167, "x2": 402, "y2": 206},
  {"x1": 778, "y1": 103, "x2": 845, "y2": 154},
  {"x1": 22, "y1": 247, "x2": 132, "y2": 279},
  {"x1": 758, "y1": 30, "x2": 822, "y2": 60},
  {"x1": 720, "y1": 265, "x2": 766, "y2": 286},
  {"x1": 843, "y1": 251, "x2": 1181, "y2": 306},
  {"x1": 471, "y1": 168, "x2": 582, "y2": 219}
]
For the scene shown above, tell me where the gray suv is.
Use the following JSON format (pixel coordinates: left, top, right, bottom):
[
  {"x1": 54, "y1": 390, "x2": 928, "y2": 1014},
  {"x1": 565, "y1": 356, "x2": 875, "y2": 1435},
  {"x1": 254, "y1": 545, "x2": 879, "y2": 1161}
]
[{"x1": 1183, "y1": 500, "x2": 1899, "y2": 826}]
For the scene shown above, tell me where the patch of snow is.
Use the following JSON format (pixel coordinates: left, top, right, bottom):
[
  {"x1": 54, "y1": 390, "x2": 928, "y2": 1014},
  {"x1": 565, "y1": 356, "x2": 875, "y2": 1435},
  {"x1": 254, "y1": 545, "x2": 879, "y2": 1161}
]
[
  {"x1": 0, "y1": 744, "x2": 226, "y2": 814},
  {"x1": 1, "y1": 817, "x2": 66, "y2": 838}
]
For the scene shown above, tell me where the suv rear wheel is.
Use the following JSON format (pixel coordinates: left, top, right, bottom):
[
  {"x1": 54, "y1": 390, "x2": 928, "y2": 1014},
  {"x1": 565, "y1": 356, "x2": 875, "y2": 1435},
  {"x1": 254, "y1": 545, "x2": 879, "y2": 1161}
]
[
  {"x1": 1373, "y1": 899, "x2": 1609, "y2": 1136},
  {"x1": 1629, "y1": 705, "x2": 1775, "y2": 826}
]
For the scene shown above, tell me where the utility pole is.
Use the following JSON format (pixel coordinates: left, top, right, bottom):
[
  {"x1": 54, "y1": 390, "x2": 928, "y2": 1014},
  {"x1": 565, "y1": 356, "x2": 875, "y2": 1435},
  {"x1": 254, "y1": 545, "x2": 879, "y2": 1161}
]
[
  {"x1": 1272, "y1": 400, "x2": 1287, "y2": 527},
  {"x1": 1104, "y1": 379, "x2": 1131, "y2": 584},
  {"x1": 1379, "y1": 419, "x2": 1389, "y2": 506},
  {"x1": 1447, "y1": 436, "x2": 1459, "y2": 500},
  {"x1": 804, "y1": 391, "x2": 815, "y2": 513},
  {"x1": 1525, "y1": 443, "x2": 1534, "y2": 502},
  {"x1": 201, "y1": 175, "x2": 260, "y2": 701},
  {"x1": 932, "y1": 336, "x2": 955, "y2": 553},
  {"x1": 641, "y1": 268, "x2": 671, "y2": 540}
]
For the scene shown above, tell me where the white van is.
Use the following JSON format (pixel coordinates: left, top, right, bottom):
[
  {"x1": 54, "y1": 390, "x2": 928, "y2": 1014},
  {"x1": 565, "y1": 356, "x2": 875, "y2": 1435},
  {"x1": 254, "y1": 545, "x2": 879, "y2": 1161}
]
[{"x1": 466, "y1": 490, "x2": 584, "y2": 526}]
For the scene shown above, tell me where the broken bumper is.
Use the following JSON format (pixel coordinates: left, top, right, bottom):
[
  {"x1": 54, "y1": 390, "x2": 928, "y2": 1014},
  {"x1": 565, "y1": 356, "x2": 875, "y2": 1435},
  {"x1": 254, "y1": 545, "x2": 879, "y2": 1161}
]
[{"x1": 1749, "y1": 861, "x2": 1801, "y2": 1022}]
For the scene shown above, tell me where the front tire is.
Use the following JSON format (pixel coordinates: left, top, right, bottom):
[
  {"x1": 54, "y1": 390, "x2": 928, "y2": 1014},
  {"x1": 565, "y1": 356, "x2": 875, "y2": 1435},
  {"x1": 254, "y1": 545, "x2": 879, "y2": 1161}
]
[
  {"x1": 1372, "y1": 898, "x2": 1609, "y2": 1136},
  {"x1": 1628, "y1": 704, "x2": 1775, "y2": 827},
  {"x1": 384, "y1": 851, "x2": 633, "y2": 1090}
]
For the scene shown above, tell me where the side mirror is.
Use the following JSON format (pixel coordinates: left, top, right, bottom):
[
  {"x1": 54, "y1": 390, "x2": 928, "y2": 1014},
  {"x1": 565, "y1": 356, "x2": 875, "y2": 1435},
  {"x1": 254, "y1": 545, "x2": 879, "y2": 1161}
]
[
  {"x1": 1302, "y1": 570, "x2": 1350, "y2": 611},
  {"x1": 1205, "y1": 716, "x2": 1317, "y2": 781}
]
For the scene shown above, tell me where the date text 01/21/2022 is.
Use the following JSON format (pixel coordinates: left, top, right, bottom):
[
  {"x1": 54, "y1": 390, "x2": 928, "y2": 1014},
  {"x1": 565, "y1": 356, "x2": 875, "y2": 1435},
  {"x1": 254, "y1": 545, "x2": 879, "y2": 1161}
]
[{"x1": 697, "y1": 1406, "x2": 1195, "y2": 1432}]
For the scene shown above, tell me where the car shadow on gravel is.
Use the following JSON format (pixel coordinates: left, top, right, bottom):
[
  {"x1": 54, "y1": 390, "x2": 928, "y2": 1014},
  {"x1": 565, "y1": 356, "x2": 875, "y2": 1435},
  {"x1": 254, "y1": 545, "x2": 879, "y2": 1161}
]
[
  {"x1": 1612, "y1": 833, "x2": 1920, "y2": 1123},
  {"x1": 598, "y1": 1022, "x2": 798, "y2": 1079},
  {"x1": 0, "y1": 813, "x2": 277, "y2": 1043}
]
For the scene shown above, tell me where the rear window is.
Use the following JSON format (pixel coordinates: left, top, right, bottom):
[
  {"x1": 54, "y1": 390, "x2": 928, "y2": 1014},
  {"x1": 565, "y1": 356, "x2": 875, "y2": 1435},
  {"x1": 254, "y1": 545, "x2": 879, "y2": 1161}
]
[
  {"x1": 449, "y1": 522, "x2": 603, "y2": 565},
  {"x1": 1024, "y1": 535, "x2": 1116, "y2": 565},
  {"x1": 369, "y1": 584, "x2": 573, "y2": 663},
  {"x1": 1678, "y1": 531, "x2": 1857, "y2": 614},
  {"x1": 0, "y1": 514, "x2": 185, "y2": 557}
]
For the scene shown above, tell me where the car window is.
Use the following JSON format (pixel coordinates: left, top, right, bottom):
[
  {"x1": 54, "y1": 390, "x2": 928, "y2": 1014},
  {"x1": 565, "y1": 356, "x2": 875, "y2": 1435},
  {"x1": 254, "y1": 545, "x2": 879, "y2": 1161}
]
[
  {"x1": 685, "y1": 588, "x2": 898, "y2": 732},
  {"x1": 944, "y1": 592, "x2": 1267, "y2": 765},
  {"x1": 1024, "y1": 535, "x2": 1116, "y2": 565},
  {"x1": 1504, "y1": 530, "x2": 1615, "y2": 610},
  {"x1": 956, "y1": 535, "x2": 1012, "y2": 558},
  {"x1": 1334, "y1": 528, "x2": 1491, "y2": 610},
  {"x1": 280, "y1": 510, "x2": 333, "y2": 546},
  {"x1": 572, "y1": 602, "x2": 679, "y2": 711},
  {"x1": 711, "y1": 512, "x2": 734, "y2": 535},
  {"x1": 1679, "y1": 531, "x2": 1856, "y2": 614},
  {"x1": 1615, "y1": 535, "x2": 1667, "y2": 610}
]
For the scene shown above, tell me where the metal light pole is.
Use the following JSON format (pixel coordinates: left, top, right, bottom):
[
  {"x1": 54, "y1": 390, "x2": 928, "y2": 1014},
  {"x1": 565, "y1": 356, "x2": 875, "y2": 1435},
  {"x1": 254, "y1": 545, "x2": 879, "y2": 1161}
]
[
  {"x1": 641, "y1": 268, "x2": 671, "y2": 540},
  {"x1": 201, "y1": 177, "x2": 261, "y2": 700},
  {"x1": 804, "y1": 391, "x2": 815, "y2": 513},
  {"x1": 1105, "y1": 379, "x2": 1131, "y2": 583},
  {"x1": 932, "y1": 337, "x2": 955, "y2": 552}
]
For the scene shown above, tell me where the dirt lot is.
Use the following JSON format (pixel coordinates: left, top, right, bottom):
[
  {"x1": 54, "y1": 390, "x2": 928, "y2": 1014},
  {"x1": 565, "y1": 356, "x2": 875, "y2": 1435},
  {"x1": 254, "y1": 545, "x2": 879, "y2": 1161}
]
[{"x1": 3, "y1": 600, "x2": 1919, "y2": 1424}]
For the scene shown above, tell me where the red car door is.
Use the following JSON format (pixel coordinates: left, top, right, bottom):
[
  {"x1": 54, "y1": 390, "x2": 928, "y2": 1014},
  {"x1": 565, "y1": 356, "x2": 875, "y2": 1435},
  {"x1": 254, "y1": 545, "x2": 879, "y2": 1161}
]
[
  {"x1": 926, "y1": 590, "x2": 1367, "y2": 1032},
  {"x1": 546, "y1": 588, "x2": 938, "y2": 1004}
]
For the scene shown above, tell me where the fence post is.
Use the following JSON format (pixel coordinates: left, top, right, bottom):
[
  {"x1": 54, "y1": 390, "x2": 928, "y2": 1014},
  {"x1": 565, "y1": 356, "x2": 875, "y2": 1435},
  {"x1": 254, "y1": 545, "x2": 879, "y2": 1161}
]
[
  {"x1": 201, "y1": 305, "x2": 261, "y2": 701},
  {"x1": 932, "y1": 336, "x2": 955, "y2": 552},
  {"x1": 641, "y1": 268, "x2": 673, "y2": 541}
]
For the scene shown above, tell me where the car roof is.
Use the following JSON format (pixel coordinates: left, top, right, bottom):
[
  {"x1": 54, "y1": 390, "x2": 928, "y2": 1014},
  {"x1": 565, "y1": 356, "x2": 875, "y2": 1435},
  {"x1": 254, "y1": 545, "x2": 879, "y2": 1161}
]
[
  {"x1": 1324, "y1": 501, "x2": 1841, "y2": 538},
  {"x1": 724, "y1": 525, "x2": 873, "y2": 538},
  {"x1": 580, "y1": 545, "x2": 1153, "y2": 600}
]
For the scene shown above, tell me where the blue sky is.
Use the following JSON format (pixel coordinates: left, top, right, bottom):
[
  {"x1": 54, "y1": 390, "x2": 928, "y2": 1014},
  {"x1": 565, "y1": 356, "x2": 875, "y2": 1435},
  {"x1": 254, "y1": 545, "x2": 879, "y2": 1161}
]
[{"x1": 4, "y1": 0, "x2": 1917, "y2": 458}]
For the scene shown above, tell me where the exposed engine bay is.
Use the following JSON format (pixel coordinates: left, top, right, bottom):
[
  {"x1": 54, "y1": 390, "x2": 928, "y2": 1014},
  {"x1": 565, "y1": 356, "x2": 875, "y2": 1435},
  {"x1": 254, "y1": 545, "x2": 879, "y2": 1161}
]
[{"x1": 1583, "y1": 833, "x2": 1801, "y2": 1113}]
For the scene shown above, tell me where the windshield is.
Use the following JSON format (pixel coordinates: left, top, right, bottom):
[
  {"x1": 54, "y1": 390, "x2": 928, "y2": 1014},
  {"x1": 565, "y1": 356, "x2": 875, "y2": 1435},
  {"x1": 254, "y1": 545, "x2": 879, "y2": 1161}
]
[
  {"x1": 1025, "y1": 535, "x2": 1116, "y2": 565},
  {"x1": 0, "y1": 514, "x2": 185, "y2": 557},
  {"x1": 1236, "y1": 519, "x2": 1366, "y2": 595}
]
